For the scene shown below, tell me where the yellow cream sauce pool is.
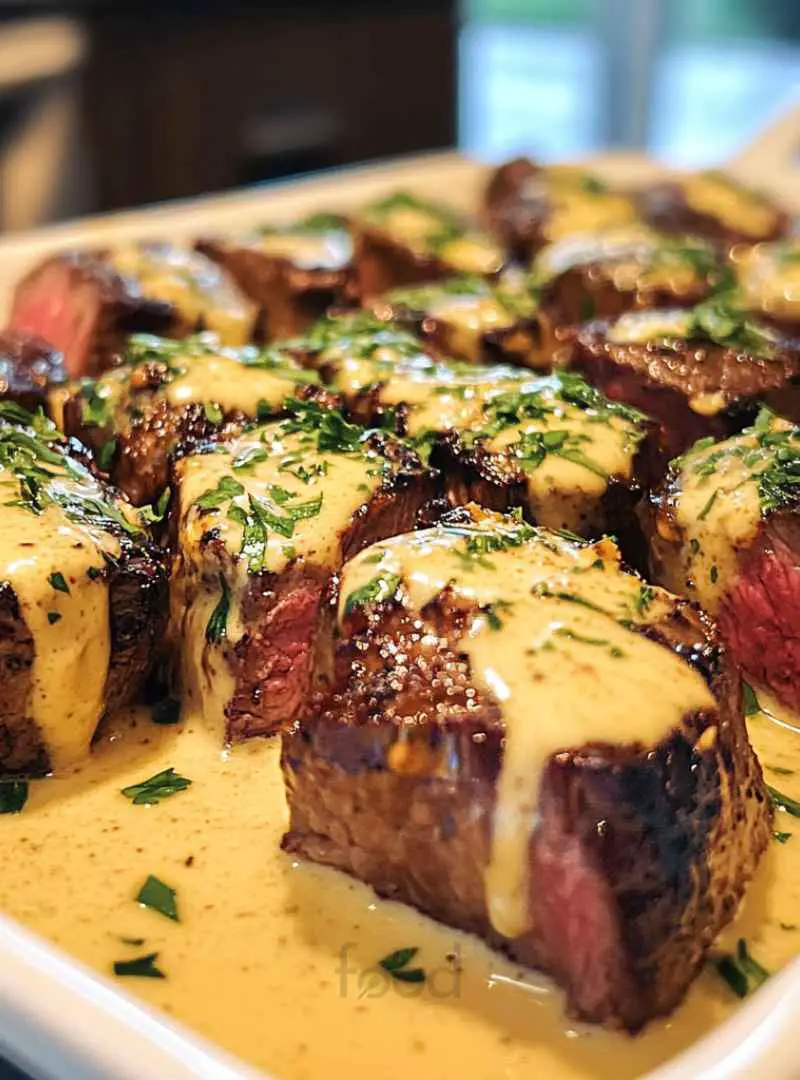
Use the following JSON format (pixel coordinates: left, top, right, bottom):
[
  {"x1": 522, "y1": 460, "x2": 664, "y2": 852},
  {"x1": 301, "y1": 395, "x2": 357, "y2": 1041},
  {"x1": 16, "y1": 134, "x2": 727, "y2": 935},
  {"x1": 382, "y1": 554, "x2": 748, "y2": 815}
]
[{"x1": 0, "y1": 699, "x2": 797, "y2": 1080}]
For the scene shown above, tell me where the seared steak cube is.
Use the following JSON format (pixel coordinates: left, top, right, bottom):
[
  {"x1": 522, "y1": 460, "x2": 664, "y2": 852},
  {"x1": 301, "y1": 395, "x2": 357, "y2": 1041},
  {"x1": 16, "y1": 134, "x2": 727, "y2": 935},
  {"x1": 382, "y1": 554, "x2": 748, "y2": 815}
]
[
  {"x1": 197, "y1": 214, "x2": 357, "y2": 342},
  {"x1": 9, "y1": 242, "x2": 257, "y2": 377},
  {"x1": 567, "y1": 303, "x2": 800, "y2": 461},
  {"x1": 0, "y1": 403, "x2": 168, "y2": 776},
  {"x1": 353, "y1": 191, "x2": 507, "y2": 295},
  {"x1": 365, "y1": 272, "x2": 549, "y2": 368},
  {"x1": 0, "y1": 330, "x2": 67, "y2": 412},
  {"x1": 641, "y1": 170, "x2": 790, "y2": 247},
  {"x1": 483, "y1": 157, "x2": 639, "y2": 260},
  {"x1": 57, "y1": 332, "x2": 324, "y2": 506},
  {"x1": 532, "y1": 226, "x2": 723, "y2": 327},
  {"x1": 170, "y1": 401, "x2": 436, "y2": 741},
  {"x1": 282, "y1": 507, "x2": 770, "y2": 1031},
  {"x1": 646, "y1": 408, "x2": 800, "y2": 712},
  {"x1": 731, "y1": 238, "x2": 800, "y2": 338}
]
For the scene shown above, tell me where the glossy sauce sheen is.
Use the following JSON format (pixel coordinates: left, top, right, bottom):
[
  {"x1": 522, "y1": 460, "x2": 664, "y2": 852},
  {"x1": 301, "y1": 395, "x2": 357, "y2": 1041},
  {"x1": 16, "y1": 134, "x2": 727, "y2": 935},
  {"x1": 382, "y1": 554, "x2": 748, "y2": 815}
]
[
  {"x1": 735, "y1": 240, "x2": 800, "y2": 321},
  {"x1": 252, "y1": 229, "x2": 353, "y2": 270},
  {"x1": 109, "y1": 245, "x2": 256, "y2": 345},
  {"x1": 665, "y1": 414, "x2": 797, "y2": 610},
  {"x1": 681, "y1": 174, "x2": 780, "y2": 238},
  {"x1": 173, "y1": 426, "x2": 382, "y2": 731},
  {"x1": 339, "y1": 522, "x2": 714, "y2": 937},
  {"x1": 360, "y1": 201, "x2": 505, "y2": 275},
  {"x1": 0, "y1": 468, "x2": 122, "y2": 769},
  {"x1": 0, "y1": 696, "x2": 797, "y2": 1080}
]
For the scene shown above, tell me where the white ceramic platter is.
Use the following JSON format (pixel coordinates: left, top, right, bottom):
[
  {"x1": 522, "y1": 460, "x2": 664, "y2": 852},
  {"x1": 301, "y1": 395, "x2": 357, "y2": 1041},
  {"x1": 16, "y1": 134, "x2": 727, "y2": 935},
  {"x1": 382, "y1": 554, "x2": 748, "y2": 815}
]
[{"x1": 0, "y1": 110, "x2": 798, "y2": 1079}]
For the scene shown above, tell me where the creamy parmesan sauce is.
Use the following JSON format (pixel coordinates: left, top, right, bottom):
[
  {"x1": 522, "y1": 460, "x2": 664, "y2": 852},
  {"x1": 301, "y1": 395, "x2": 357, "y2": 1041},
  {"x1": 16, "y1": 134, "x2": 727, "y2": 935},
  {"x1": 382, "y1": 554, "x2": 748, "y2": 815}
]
[
  {"x1": 338, "y1": 522, "x2": 714, "y2": 937},
  {"x1": 252, "y1": 229, "x2": 353, "y2": 270},
  {"x1": 663, "y1": 415, "x2": 796, "y2": 611},
  {"x1": 533, "y1": 226, "x2": 708, "y2": 295},
  {"x1": 361, "y1": 200, "x2": 505, "y2": 275},
  {"x1": 163, "y1": 352, "x2": 308, "y2": 416},
  {"x1": 172, "y1": 426, "x2": 382, "y2": 734},
  {"x1": 1, "y1": 643, "x2": 796, "y2": 1080},
  {"x1": 109, "y1": 244, "x2": 256, "y2": 345},
  {"x1": 544, "y1": 192, "x2": 639, "y2": 242},
  {"x1": 681, "y1": 174, "x2": 779, "y2": 239},
  {"x1": 0, "y1": 501, "x2": 114, "y2": 769},
  {"x1": 734, "y1": 240, "x2": 800, "y2": 322}
]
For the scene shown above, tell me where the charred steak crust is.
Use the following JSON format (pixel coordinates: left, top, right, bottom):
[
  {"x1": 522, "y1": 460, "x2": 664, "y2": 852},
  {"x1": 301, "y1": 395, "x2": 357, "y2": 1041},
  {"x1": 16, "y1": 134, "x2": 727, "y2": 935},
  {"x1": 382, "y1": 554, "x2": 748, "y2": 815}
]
[
  {"x1": 224, "y1": 448, "x2": 438, "y2": 740},
  {"x1": 641, "y1": 178, "x2": 790, "y2": 246},
  {"x1": 196, "y1": 235, "x2": 358, "y2": 343},
  {"x1": 645, "y1": 419, "x2": 800, "y2": 713},
  {"x1": 9, "y1": 251, "x2": 176, "y2": 377},
  {"x1": 282, "y1": 573, "x2": 770, "y2": 1032},
  {"x1": 0, "y1": 331, "x2": 68, "y2": 411},
  {"x1": 567, "y1": 319, "x2": 800, "y2": 460},
  {"x1": 0, "y1": 581, "x2": 44, "y2": 776},
  {"x1": 59, "y1": 337, "x2": 334, "y2": 507},
  {"x1": 0, "y1": 418, "x2": 169, "y2": 776},
  {"x1": 482, "y1": 157, "x2": 551, "y2": 259},
  {"x1": 353, "y1": 223, "x2": 467, "y2": 297}
]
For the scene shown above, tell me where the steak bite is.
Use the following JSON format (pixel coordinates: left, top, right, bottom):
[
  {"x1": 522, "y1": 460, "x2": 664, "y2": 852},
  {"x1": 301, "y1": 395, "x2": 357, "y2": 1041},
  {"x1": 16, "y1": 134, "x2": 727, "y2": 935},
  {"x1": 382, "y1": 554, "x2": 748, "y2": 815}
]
[
  {"x1": 57, "y1": 332, "x2": 324, "y2": 506},
  {"x1": 197, "y1": 213, "x2": 357, "y2": 342},
  {"x1": 532, "y1": 226, "x2": 723, "y2": 327},
  {"x1": 0, "y1": 330, "x2": 67, "y2": 412},
  {"x1": 9, "y1": 242, "x2": 257, "y2": 378},
  {"x1": 483, "y1": 157, "x2": 639, "y2": 260},
  {"x1": 641, "y1": 170, "x2": 790, "y2": 247},
  {"x1": 731, "y1": 238, "x2": 800, "y2": 338},
  {"x1": 567, "y1": 302, "x2": 800, "y2": 461},
  {"x1": 0, "y1": 403, "x2": 168, "y2": 776},
  {"x1": 352, "y1": 191, "x2": 507, "y2": 295},
  {"x1": 365, "y1": 272, "x2": 549, "y2": 368},
  {"x1": 170, "y1": 401, "x2": 436, "y2": 742},
  {"x1": 646, "y1": 409, "x2": 800, "y2": 712},
  {"x1": 429, "y1": 371, "x2": 652, "y2": 547},
  {"x1": 282, "y1": 508, "x2": 771, "y2": 1031}
]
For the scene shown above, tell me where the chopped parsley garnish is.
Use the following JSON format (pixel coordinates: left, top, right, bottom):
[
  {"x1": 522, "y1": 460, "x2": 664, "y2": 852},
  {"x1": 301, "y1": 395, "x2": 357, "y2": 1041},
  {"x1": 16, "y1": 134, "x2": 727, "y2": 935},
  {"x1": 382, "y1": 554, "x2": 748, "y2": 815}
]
[
  {"x1": 709, "y1": 565, "x2": 719, "y2": 584},
  {"x1": 378, "y1": 947, "x2": 426, "y2": 984},
  {"x1": 634, "y1": 585, "x2": 656, "y2": 617},
  {"x1": 48, "y1": 571, "x2": 69, "y2": 594},
  {"x1": 282, "y1": 399, "x2": 367, "y2": 455},
  {"x1": 232, "y1": 445, "x2": 269, "y2": 471},
  {"x1": 98, "y1": 438, "x2": 117, "y2": 471},
  {"x1": 79, "y1": 381, "x2": 113, "y2": 428},
  {"x1": 482, "y1": 600, "x2": 512, "y2": 630},
  {"x1": 138, "y1": 487, "x2": 170, "y2": 526},
  {"x1": 715, "y1": 939, "x2": 769, "y2": 998},
  {"x1": 774, "y1": 831, "x2": 792, "y2": 844},
  {"x1": 203, "y1": 401, "x2": 223, "y2": 425},
  {"x1": 194, "y1": 475, "x2": 245, "y2": 510},
  {"x1": 113, "y1": 952, "x2": 166, "y2": 980},
  {"x1": 152, "y1": 697, "x2": 181, "y2": 725},
  {"x1": 344, "y1": 572, "x2": 402, "y2": 615},
  {"x1": 136, "y1": 875, "x2": 179, "y2": 921},
  {"x1": 122, "y1": 768, "x2": 192, "y2": 806},
  {"x1": 768, "y1": 785, "x2": 800, "y2": 818},
  {"x1": 742, "y1": 681, "x2": 760, "y2": 716},
  {"x1": 47, "y1": 611, "x2": 62, "y2": 625},
  {"x1": 697, "y1": 489, "x2": 719, "y2": 521},
  {"x1": 0, "y1": 780, "x2": 28, "y2": 814},
  {"x1": 205, "y1": 575, "x2": 231, "y2": 644}
]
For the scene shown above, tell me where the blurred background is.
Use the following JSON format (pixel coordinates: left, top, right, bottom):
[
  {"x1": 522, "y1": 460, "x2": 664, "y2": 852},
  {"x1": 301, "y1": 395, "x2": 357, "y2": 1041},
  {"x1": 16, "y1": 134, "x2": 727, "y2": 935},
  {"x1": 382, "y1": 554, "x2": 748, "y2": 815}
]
[{"x1": 0, "y1": 0, "x2": 795, "y2": 231}]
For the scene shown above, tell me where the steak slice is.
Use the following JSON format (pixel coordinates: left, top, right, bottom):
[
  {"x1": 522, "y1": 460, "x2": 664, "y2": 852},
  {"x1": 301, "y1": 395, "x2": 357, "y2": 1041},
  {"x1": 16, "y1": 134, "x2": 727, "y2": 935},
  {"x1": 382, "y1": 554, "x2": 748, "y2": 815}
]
[
  {"x1": 282, "y1": 508, "x2": 771, "y2": 1031},
  {"x1": 197, "y1": 214, "x2": 358, "y2": 342},
  {"x1": 0, "y1": 330, "x2": 67, "y2": 412},
  {"x1": 0, "y1": 404, "x2": 168, "y2": 776},
  {"x1": 365, "y1": 273, "x2": 550, "y2": 369},
  {"x1": 9, "y1": 242, "x2": 257, "y2": 377},
  {"x1": 640, "y1": 170, "x2": 790, "y2": 247},
  {"x1": 645, "y1": 409, "x2": 800, "y2": 712},
  {"x1": 567, "y1": 304, "x2": 800, "y2": 462},
  {"x1": 733, "y1": 238, "x2": 800, "y2": 339},
  {"x1": 532, "y1": 226, "x2": 723, "y2": 328},
  {"x1": 482, "y1": 157, "x2": 639, "y2": 260},
  {"x1": 352, "y1": 191, "x2": 507, "y2": 295},
  {"x1": 58, "y1": 332, "x2": 328, "y2": 506},
  {"x1": 170, "y1": 401, "x2": 437, "y2": 742}
]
